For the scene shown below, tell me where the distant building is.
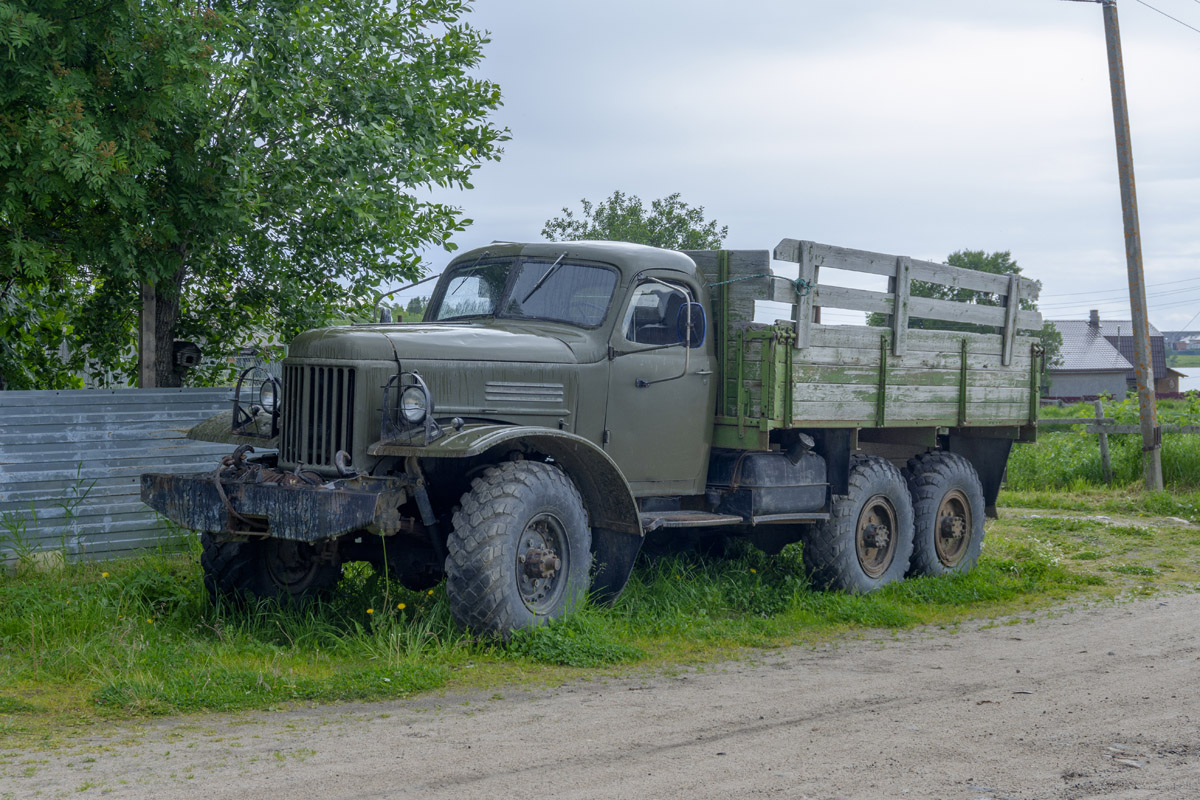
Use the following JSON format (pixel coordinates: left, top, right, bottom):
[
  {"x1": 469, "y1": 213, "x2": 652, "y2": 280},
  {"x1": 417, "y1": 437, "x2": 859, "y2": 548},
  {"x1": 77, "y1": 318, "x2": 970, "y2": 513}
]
[
  {"x1": 1047, "y1": 310, "x2": 1184, "y2": 398},
  {"x1": 1046, "y1": 312, "x2": 1132, "y2": 399},
  {"x1": 1173, "y1": 334, "x2": 1200, "y2": 352}
]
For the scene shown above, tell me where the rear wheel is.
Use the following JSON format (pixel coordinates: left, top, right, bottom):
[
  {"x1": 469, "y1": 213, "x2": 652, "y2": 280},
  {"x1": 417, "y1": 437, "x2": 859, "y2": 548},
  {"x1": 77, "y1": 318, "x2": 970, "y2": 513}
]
[
  {"x1": 903, "y1": 452, "x2": 985, "y2": 576},
  {"x1": 445, "y1": 461, "x2": 592, "y2": 637},
  {"x1": 802, "y1": 455, "x2": 914, "y2": 593},
  {"x1": 201, "y1": 534, "x2": 342, "y2": 603}
]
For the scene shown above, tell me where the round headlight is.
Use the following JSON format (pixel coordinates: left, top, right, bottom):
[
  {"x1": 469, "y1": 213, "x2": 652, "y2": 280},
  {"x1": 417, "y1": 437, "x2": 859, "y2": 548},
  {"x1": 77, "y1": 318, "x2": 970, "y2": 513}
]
[
  {"x1": 258, "y1": 379, "x2": 280, "y2": 413},
  {"x1": 400, "y1": 386, "x2": 428, "y2": 424}
]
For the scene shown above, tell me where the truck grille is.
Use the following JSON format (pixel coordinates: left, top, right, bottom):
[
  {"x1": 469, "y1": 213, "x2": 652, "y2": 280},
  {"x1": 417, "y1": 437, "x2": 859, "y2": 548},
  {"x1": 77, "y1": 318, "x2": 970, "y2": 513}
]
[{"x1": 280, "y1": 365, "x2": 356, "y2": 468}]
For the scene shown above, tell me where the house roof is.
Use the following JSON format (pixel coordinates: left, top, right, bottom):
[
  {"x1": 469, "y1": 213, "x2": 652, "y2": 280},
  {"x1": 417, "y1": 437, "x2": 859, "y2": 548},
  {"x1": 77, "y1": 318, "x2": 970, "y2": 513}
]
[
  {"x1": 1095, "y1": 320, "x2": 1168, "y2": 380},
  {"x1": 1049, "y1": 320, "x2": 1132, "y2": 373}
]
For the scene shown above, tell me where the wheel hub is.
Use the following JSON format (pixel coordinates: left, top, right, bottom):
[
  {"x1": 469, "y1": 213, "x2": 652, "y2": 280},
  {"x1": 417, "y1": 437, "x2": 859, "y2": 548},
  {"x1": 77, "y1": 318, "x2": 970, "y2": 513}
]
[
  {"x1": 934, "y1": 489, "x2": 972, "y2": 566},
  {"x1": 855, "y1": 495, "x2": 899, "y2": 579},
  {"x1": 861, "y1": 522, "x2": 891, "y2": 550},
  {"x1": 516, "y1": 513, "x2": 569, "y2": 613},
  {"x1": 519, "y1": 547, "x2": 561, "y2": 579}
]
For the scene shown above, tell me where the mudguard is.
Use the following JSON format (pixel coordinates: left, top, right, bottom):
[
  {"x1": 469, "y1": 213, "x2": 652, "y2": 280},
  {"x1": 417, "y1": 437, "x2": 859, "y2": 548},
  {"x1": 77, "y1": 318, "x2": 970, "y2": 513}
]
[{"x1": 370, "y1": 425, "x2": 644, "y2": 604}]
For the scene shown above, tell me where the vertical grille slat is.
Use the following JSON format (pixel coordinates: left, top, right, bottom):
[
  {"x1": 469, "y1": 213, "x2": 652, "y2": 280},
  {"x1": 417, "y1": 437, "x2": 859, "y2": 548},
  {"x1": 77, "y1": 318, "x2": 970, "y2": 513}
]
[{"x1": 281, "y1": 364, "x2": 356, "y2": 469}]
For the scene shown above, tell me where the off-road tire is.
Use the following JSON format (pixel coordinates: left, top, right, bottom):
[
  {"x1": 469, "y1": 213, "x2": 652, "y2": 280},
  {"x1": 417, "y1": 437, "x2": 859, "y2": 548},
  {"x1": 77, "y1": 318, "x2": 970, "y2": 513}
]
[
  {"x1": 445, "y1": 461, "x2": 592, "y2": 638},
  {"x1": 903, "y1": 452, "x2": 985, "y2": 577},
  {"x1": 802, "y1": 455, "x2": 914, "y2": 593},
  {"x1": 200, "y1": 533, "x2": 342, "y2": 604}
]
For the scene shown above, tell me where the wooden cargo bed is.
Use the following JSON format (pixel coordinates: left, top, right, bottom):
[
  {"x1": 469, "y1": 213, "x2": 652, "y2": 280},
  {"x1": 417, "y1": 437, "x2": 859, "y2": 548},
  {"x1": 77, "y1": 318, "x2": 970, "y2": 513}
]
[{"x1": 685, "y1": 241, "x2": 1044, "y2": 449}]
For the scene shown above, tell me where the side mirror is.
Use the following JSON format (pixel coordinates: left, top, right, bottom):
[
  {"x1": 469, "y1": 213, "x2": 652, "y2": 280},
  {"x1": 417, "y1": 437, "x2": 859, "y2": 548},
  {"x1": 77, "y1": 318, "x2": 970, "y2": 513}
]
[{"x1": 676, "y1": 302, "x2": 706, "y2": 349}]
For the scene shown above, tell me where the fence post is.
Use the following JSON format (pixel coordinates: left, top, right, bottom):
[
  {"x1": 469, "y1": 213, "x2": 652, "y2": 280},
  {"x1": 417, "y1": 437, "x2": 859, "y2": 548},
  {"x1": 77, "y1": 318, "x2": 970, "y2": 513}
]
[{"x1": 1095, "y1": 399, "x2": 1113, "y2": 485}]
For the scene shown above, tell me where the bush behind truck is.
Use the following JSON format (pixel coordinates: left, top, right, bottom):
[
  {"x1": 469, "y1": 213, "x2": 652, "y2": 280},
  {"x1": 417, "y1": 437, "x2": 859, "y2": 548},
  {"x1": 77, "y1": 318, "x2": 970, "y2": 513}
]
[{"x1": 142, "y1": 238, "x2": 1044, "y2": 637}]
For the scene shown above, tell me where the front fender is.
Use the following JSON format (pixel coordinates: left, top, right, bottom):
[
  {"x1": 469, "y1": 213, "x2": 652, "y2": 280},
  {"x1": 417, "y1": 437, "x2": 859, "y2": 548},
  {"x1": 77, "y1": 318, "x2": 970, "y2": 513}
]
[{"x1": 369, "y1": 425, "x2": 642, "y2": 603}]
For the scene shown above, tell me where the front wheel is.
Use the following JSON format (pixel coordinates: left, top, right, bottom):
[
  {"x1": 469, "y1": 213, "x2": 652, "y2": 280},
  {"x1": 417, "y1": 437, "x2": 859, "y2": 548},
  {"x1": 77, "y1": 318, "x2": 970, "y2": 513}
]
[
  {"x1": 802, "y1": 455, "x2": 914, "y2": 593},
  {"x1": 445, "y1": 460, "x2": 592, "y2": 637}
]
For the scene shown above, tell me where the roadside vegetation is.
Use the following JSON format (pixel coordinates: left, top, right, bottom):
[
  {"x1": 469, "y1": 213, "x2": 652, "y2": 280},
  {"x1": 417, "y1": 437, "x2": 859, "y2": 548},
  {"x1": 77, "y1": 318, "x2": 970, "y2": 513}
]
[
  {"x1": 2, "y1": 398, "x2": 1198, "y2": 748},
  {"x1": 1166, "y1": 352, "x2": 1200, "y2": 369}
]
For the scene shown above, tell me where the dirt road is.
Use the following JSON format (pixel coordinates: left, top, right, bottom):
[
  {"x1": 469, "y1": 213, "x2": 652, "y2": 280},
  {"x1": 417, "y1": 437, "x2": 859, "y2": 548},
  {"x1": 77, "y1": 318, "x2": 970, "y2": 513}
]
[{"x1": 8, "y1": 593, "x2": 1200, "y2": 799}]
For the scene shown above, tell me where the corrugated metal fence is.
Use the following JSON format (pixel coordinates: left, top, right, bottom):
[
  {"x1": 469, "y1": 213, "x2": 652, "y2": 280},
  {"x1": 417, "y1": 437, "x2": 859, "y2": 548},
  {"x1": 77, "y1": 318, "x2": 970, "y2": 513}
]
[{"x1": 0, "y1": 388, "x2": 235, "y2": 563}]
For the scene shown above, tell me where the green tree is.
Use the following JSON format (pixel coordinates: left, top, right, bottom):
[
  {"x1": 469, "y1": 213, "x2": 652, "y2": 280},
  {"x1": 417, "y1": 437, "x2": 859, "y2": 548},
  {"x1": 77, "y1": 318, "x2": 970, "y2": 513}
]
[
  {"x1": 866, "y1": 249, "x2": 1062, "y2": 380},
  {"x1": 1, "y1": 0, "x2": 505, "y2": 388},
  {"x1": 542, "y1": 191, "x2": 727, "y2": 250}
]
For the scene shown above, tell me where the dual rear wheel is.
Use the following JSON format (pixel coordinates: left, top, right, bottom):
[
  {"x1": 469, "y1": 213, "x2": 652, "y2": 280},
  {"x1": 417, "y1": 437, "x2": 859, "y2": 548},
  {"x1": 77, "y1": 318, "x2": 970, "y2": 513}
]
[{"x1": 802, "y1": 452, "x2": 985, "y2": 593}]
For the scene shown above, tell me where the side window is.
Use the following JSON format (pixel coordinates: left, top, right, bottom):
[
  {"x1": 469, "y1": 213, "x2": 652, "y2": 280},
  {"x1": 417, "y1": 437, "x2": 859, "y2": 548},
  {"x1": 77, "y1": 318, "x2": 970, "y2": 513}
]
[{"x1": 621, "y1": 282, "x2": 691, "y2": 345}]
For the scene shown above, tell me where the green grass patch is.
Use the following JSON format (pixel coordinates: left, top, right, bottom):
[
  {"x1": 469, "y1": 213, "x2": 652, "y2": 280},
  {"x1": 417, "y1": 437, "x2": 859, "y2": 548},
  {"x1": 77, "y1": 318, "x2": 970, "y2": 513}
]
[
  {"x1": 1166, "y1": 353, "x2": 1200, "y2": 368},
  {"x1": 1018, "y1": 396, "x2": 1200, "y2": 492},
  {"x1": 2, "y1": 498, "x2": 1197, "y2": 747}
]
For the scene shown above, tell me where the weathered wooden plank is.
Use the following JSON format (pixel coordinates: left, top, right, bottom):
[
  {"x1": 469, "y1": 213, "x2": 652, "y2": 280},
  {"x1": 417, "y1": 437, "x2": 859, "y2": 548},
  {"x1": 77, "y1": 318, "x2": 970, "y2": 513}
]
[
  {"x1": 809, "y1": 285, "x2": 1041, "y2": 331},
  {"x1": 1002, "y1": 272, "x2": 1021, "y2": 366},
  {"x1": 1084, "y1": 424, "x2": 1200, "y2": 435},
  {"x1": 792, "y1": 364, "x2": 1032, "y2": 389},
  {"x1": 795, "y1": 241, "x2": 817, "y2": 348},
  {"x1": 743, "y1": 336, "x2": 1033, "y2": 372},
  {"x1": 893, "y1": 256, "x2": 911, "y2": 356},
  {"x1": 809, "y1": 324, "x2": 1034, "y2": 356},
  {"x1": 774, "y1": 239, "x2": 1039, "y2": 300}
]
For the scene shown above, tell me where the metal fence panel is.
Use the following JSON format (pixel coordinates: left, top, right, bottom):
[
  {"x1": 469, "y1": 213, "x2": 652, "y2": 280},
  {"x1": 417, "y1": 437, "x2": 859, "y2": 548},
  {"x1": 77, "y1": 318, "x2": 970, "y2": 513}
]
[{"x1": 1, "y1": 388, "x2": 236, "y2": 563}]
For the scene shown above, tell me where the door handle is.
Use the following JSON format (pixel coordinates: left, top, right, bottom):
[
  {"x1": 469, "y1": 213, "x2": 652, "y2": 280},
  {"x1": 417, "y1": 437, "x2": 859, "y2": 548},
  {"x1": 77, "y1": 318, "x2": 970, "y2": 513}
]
[{"x1": 695, "y1": 370, "x2": 713, "y2": 375}]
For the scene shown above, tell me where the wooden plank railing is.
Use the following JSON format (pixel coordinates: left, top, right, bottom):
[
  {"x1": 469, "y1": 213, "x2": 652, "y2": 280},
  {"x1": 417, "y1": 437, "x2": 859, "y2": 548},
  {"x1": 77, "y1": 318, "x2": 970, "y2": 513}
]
[{"x1": 774, "y1": 238, "x2": 1042, "y2": 366}]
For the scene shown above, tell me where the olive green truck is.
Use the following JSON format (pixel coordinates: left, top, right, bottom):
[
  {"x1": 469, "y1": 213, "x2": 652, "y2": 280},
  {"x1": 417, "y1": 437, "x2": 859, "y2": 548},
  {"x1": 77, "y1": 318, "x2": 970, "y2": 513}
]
[{"x1": 142, "y1": 238, "x2": 1043, "y2": 637}]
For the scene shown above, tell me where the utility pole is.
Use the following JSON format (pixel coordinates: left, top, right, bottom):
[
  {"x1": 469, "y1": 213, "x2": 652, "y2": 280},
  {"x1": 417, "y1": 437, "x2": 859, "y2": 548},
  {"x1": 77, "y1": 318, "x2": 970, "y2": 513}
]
[{"x1": 1096, "y1": 0, "x2": 1163, "y2": 490}]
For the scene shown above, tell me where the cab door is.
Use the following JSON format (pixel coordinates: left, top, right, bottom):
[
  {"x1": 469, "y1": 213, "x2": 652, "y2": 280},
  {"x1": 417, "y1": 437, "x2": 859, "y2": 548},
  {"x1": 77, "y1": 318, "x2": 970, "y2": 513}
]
[{"x1": 603, "y1": 274, "x2": 717, "y2": 496}]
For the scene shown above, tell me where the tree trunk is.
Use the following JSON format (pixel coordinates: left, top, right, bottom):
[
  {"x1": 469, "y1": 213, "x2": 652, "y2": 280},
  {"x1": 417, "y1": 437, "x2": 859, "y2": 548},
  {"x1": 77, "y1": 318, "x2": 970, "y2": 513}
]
[{"x1": 154, "y1": 267, "x2": 187, "y2": 388}]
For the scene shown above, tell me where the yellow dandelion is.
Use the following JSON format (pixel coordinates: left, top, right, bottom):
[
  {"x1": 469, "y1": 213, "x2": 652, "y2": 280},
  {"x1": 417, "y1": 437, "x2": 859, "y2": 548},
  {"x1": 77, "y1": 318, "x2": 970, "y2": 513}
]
[
  {"x1": 101, "y1": 572, "x2": 109, "y2": 578},
  {"x1": 146, "y1": 618, "x2": 154, "y2": 624},
  {"x1": 366, "y1": 608, "x2": 374, "y2": 615},
  {"x1": 427, "y1": 589, "x2": 435, "y2": 596},
  {"x1": 397, "y1": 603, "x2": 406, "y2": 610},
  {"x1": 750, "y1": 568, "x2": 757, "y2": 574}
]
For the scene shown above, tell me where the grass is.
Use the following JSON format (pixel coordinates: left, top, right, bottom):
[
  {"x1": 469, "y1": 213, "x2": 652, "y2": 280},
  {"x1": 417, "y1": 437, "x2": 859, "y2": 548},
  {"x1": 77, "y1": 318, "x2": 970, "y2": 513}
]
[
  {"x1": 6, "y1": 496, "x2": 1197, "y2": 751},
  {"x1": 1166, "y1": 352, "x2": 1200, "y2": 369},
  {"x1": 1016, "y1": 395, "x2": 1200, "y2": 493},
  {"x1": 1, "y1": 394, "x2": 1196, "y2": 748}
]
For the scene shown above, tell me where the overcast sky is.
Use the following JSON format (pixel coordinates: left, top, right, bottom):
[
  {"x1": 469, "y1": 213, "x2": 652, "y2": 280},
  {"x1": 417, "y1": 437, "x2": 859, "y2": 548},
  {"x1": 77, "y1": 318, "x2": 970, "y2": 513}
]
[{"x1": 403, "y1": 0, "x2": 1200, "y2": 331}]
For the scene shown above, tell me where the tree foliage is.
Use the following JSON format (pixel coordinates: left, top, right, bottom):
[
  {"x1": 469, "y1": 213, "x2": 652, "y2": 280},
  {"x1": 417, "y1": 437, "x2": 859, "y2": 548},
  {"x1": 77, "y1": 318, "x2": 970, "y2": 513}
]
[
  {"x1": 1, "y1": 0, "x2": 506, "y2": 388},
  {"x1": 866, "y1": 249, "x2": 1062, "y2": 378},
  {"x1": 542, "y1": 191, "x2": 727, "y2": 250}
]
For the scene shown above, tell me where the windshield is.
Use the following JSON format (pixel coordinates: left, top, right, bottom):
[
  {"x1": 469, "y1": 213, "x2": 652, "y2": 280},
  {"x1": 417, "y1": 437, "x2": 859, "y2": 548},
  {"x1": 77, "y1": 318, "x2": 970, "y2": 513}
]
[{"x1": 431, "y1": 257, "x2": 618, "y2": 328}]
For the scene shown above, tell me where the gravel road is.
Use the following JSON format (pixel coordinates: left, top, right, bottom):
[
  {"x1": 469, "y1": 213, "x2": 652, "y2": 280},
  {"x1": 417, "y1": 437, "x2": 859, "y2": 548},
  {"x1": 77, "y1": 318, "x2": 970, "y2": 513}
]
[{"x1": 8, "y1": 593, "x2": 1199, "y2": 800}]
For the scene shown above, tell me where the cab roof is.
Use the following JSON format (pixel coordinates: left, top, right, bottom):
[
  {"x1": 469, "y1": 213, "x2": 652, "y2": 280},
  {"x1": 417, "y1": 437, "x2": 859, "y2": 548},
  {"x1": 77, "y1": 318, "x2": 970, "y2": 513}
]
[{"x1": 449, "y1": 240, "x2": 701, "y2": 282}]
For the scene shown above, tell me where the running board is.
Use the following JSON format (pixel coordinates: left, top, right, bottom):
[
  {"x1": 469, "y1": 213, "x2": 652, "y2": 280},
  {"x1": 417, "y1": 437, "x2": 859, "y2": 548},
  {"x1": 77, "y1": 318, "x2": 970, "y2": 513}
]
[
  {"x1": 639, "y1": 510, "x2": 829, "y2": 533},
  {"x1": 639, "y1": 511, "x2": 742, "y2": 533}
]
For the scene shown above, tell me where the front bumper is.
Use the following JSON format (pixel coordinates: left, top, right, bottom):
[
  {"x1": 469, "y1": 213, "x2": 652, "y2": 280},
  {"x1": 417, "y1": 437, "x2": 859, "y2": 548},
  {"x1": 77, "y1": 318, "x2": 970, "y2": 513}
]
[{"x1": 141, "y1": 471, "x2": 409, "y2": 543}]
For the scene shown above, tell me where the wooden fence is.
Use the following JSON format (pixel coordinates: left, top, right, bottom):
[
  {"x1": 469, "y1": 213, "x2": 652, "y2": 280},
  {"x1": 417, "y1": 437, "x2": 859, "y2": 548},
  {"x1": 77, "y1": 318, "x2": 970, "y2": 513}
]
[
  {"x1": 1038, "y1": 400, "x2": 1200, "y2": 483},
  {"x1": 0, "y1": 388, "x2": 235, "y2": 564}
]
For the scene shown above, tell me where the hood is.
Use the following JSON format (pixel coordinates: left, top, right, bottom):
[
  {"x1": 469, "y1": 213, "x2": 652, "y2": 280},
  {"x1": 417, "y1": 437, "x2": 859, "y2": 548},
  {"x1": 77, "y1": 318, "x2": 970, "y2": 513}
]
[{"x1": 288, "y1": 322, "x2": 580, "y2": 364}]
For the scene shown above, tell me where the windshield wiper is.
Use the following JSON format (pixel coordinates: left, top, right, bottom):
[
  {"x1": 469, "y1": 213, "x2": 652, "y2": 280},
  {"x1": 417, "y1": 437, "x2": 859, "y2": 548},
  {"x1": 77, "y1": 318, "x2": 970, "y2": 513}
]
[
  {"x1": 448, "y1": 250, "x2": 493, "y2": 296},
  {"x1": 520, "y1": 253, "x2": 567, "y2": 304}
]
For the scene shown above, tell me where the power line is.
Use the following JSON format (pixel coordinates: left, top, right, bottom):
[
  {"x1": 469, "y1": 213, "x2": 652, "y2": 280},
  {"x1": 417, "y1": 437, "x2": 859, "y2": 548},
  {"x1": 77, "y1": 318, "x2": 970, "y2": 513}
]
[
  {"x1": 1041, "y1": 274, "x2": 1200, "y2": 299},
  {"x1": 1038, "y1": 285, "x2": 1200, "y2": 309},
  {"x1": 1134, "y1": 0, "x2": 1200, "y2": 35}
]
